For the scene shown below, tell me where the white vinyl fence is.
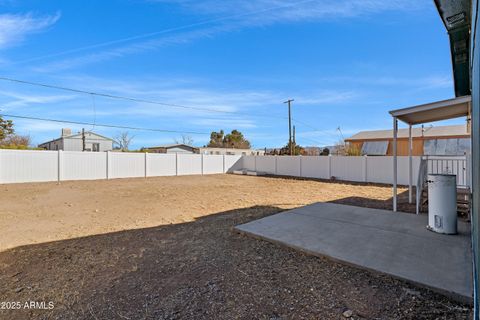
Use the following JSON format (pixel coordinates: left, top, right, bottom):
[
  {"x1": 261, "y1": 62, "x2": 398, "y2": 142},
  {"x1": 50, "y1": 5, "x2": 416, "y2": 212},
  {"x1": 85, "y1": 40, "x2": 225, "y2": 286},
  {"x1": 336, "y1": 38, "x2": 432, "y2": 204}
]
[
  {"x1": 242, "y1": 155, "x2": 421, "y2": 185},
  {"x1": 0, "y1": 150, "x2": 423, "y2": 186},
  {"x1": 0, "y1": 149, "x2": 242, "y2": 184}
]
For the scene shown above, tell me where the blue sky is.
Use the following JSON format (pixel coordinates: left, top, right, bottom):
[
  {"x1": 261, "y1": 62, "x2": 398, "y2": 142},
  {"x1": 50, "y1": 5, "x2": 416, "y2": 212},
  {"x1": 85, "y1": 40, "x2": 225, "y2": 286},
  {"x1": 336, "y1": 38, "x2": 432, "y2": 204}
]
[{"x1": 0, "y1": 0, "x2": 463, "y2": 149}]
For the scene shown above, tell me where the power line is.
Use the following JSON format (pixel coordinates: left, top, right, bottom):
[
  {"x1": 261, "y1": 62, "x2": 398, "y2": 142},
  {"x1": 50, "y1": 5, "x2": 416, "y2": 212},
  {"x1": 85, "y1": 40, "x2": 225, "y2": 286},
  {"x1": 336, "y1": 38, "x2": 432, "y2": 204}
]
[
  {"x1": 298, "y1": 136, "x2": 330, "y2": 146},
  {"x1": 0, "y1": 113, "x2": 209, "y2": 135},
  {"x1": 292, "y1": 118, "x2": 338, "y2": 137},
  {"x1": 0, "y1": 76, "x2": 284, "y2": 119},
  {"x1": 0, "y1": 76, "x2": 340, "y2": 138},
  {"x1": 14, "y1": 0, "x2": 318, "y2": 65}
]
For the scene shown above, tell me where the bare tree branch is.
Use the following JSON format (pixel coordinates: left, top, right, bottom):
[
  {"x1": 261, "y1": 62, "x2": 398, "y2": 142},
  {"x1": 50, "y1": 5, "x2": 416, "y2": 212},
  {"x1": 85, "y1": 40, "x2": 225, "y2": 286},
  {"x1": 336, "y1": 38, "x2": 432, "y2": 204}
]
[{"x1": 114, "y1": 131, "x2": 134, "y2": 151}]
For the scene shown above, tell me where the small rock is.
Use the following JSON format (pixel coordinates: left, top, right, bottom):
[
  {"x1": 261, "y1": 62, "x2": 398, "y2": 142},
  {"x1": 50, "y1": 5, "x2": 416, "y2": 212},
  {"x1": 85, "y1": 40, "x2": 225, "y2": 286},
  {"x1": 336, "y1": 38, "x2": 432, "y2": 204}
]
[
  {"x1": 94, "y1": 209, "x2": 99, "y2": 213},
  {"x1": 14, "y1": 287, "x2": 23, "y2": 293},
  {"x1": 343, "y1": 310, "x2": 353, "y2": 318}
]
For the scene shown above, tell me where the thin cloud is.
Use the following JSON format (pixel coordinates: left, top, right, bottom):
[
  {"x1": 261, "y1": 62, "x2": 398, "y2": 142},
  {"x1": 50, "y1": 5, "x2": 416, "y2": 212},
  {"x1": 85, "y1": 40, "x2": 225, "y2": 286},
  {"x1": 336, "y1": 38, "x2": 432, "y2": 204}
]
[
  {"x1": 0, "y1": 12, "x2": 60, "y2": 49},
  {"x1": 155, "y1": 0, "x2": 426, "y2": 24},
  {"x1": 29, "y1": 0, "x2": 425, "y2": 71},
  {"x1": 0, "y1": 90, "x2": 76, "y2": 110}
]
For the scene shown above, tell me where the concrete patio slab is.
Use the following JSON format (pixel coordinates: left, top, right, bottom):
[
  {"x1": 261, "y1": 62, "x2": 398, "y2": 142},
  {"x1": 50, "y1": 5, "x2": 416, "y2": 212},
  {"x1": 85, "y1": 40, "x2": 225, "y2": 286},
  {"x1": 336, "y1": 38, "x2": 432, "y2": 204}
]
[{"x1": 235, "y1": 202, "x2": 473, "y2": 302}]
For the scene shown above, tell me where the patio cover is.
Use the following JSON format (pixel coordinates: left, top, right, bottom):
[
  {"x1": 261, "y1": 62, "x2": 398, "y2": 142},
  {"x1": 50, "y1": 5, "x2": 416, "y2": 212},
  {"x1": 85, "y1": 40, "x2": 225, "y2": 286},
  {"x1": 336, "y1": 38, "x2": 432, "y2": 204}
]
[{"x1": 389, "y1": 95, "x2": 471, "y2": 212}]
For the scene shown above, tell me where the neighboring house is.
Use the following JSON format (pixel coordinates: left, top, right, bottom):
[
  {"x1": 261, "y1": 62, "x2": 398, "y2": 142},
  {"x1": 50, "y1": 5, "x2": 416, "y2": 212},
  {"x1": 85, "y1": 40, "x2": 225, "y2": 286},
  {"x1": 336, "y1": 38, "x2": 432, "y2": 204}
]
[
  {"x1": 38, "y1": 128, "x2": 114, "y2": 152},
  {"x1": 198, "y1": 147, "x2": 265, "y2": 156},
  {"x1": 143, "y1": 144, "x2": 198, "y2": 154},
  {"x1": 345, "y1": 124, "x2": 470, "y2": 156}
]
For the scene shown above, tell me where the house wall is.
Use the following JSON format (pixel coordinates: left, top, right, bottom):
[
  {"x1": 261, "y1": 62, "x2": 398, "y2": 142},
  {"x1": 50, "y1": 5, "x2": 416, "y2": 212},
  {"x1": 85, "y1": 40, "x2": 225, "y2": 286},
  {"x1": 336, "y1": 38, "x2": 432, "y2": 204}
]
[
  {"x1": 348, "y1": 135, "x2": 469, "y2": 156},
  {"x1": 470, "y1": 0, "x2": 480, "y2": 315},
  {"x1": 39, "y1": 139, "x2": 63, "y2": 151},
  {"x1": 199, "y1": 148, "x2": 265, "y2": 156},
  {"x1": 63, "y1": 133, "x2": 112, "y2": 152}
]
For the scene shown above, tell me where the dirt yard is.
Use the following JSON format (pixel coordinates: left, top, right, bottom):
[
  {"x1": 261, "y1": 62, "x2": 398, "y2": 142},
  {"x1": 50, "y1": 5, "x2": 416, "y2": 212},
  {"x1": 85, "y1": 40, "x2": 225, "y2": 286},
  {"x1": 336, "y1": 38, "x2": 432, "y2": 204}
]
[{"x1": 0, "y1": 174, "x2": 471, "y2": 319}]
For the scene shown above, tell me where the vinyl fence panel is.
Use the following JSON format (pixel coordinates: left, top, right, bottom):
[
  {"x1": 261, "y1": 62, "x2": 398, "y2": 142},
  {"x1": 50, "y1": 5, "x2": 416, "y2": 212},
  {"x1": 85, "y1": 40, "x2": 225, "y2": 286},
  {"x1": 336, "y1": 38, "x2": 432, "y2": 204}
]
[
  {"x1": 0, "y1": 149, "x2": 58, "y2": 183},
  {"x1": 242, "y1": 156, "x2": 256, "y2": 171},
  {"x1": 276, "y1": 156, "x2": 301, "y2": 177},
  {"x1": 397, "y1": 156, "x2": 420, "y2": 186},
  {"x1": 366, "y1": 156, "x2": 393, "y2": 184},
  {"x1": 331, "y1": 156, "x2": 365, "y2": 182},
  {"x1": 224, "y1": 155, "x2": 243, "y2": 173},
  {"x1": 62, "y1": 151, "x2": 107, "y2": 181},
  {"x1": 110, "y1": 152, "x2": 146, "y2": 179},
  {"x1": 255, "y1": 156, "x2": 276, "y2": 174},
  {"x1": 203, "y1": 155, "x2": 224, "y2": 174},
  {"x1": 177, "y1": 154, "x2": 202, "y2": 175},
  {"x1": 300, "y1": 156, "x2": 330, "y2": 179},
  {"x1": 147, "y1": 153, "x2": 176, "y2": 177}
]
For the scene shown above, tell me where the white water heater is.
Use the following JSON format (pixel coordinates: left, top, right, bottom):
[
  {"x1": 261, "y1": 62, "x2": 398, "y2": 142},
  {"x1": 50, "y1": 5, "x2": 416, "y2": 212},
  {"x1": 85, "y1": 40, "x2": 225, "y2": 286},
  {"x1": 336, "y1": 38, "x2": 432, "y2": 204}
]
[{"x1": 427, "y1": 174, "x2": 457, "y2": 234}]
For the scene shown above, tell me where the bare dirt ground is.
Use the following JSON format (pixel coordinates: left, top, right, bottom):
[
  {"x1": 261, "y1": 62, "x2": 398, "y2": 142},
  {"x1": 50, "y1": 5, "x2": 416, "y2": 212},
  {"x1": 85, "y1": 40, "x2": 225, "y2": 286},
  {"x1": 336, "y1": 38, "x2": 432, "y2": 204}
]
[{"x1": 0, "y1": 174, "x2": 471, "y2": 319}]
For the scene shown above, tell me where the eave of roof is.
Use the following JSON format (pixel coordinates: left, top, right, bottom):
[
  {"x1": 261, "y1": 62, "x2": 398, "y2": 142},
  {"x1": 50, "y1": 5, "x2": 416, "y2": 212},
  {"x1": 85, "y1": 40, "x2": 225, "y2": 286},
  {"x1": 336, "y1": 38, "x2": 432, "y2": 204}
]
[
  {"x1": 434, "y1": 0, "x2": 472, "y2": 97},
  {"x1": 145, "y1": 144, "x2": 197, "y2": 149},
  {"x1": 389, "y1": 96, "x2": 471, "y2": 125},
  {"x1": 345, "y1": 124, "x2": 469, "y2": 141}
]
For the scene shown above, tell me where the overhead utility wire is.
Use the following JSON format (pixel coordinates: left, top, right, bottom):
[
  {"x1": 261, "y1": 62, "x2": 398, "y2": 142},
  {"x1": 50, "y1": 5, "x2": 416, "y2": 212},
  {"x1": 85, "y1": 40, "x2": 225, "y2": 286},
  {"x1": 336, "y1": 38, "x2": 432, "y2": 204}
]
[
  {"x1": 0, "y1": 113, "x2": 209, "y2": 135},
  {"x1": 15, "y1": 0, "x2": 318, "y2": 64},
  {"x1": 0, "y1": 76, "x2": 285, "y2": 119},
  {"x1": 0, "y1": 76, "x2": 339, "y2": 138}
]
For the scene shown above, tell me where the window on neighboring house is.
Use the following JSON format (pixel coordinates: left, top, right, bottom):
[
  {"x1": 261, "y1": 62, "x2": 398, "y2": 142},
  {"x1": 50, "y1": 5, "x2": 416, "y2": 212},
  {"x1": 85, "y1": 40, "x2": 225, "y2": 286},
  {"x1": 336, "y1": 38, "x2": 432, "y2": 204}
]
[
  {"x1": 361, "y1": 141, "x2": 389, "y2": 155},
  {"x1": 55, "y1": 145, "x2": 59, "y2": 150},
  {"x1": 92, "y1": 143, "x2": 100, "y2": 152},
  {"x1": 424, "y1": 138, "x2": 471, "y2": 155}
]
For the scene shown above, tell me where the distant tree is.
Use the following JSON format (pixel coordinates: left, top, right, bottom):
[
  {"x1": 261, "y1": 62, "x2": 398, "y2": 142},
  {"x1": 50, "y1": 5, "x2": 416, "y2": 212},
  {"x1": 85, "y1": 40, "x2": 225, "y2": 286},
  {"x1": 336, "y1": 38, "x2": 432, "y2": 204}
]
[
  {"x1": 207, "y1": 129, "x2": 251, "y2": 149},
  {"x1": 224, "y1": 130, "x2": 251, "y2": 149},
  {"x1": 0, "y1": 134, "x2": 32, "y2": 149},
  {"x1": 174, "y1": 135, "x2": 194, "y2": 146},
  {"x1": 334, "y1": 140, "x2": 361, "y2": 156},
  {"x1": 279, "y1": 141, "x2": 305, "y2": 156},
  {"x1": 114, "y1": 131, "x2": 134, "y2": 152},
  {"x1": 321, "y1": 147, "x2": 330, "y2": 156},
  {"x1": 208, "y1": 130, "x2": 225, "y2": 148},
  {"x1": 0, "y1": 116, "x2": 14, "y2": 141},
  {"x1": 0, "y1": 117, "x2": 35, "y2": 149},
  {"x1": 346, "y1": 144, "x2": 361, "y2": 156}
]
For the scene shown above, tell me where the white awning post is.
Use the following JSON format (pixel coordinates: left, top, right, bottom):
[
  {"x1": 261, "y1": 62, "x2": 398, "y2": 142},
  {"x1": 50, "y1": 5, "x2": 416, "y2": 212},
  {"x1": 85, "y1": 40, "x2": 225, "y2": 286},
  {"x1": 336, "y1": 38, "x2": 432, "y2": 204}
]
[
  {"x1": 408, "y1": 124, "x2": 413, "y2": 204},
  {"x1": 393, "y1": 117, "x2": 398, "y2": 212}
]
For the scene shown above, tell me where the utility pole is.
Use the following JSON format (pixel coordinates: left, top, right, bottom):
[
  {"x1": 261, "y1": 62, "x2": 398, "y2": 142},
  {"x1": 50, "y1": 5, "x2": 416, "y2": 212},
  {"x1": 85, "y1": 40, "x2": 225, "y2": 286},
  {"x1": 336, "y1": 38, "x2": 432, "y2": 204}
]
[
  {"x1": 293, "y1": 125, "x2": 296, "y2": 155},
  {"x1": 283, "y1": 99, "x2": 294, "y2": 155},
  {"x1": 82, "y1": 128, "x2": 86, "y2": 152}
]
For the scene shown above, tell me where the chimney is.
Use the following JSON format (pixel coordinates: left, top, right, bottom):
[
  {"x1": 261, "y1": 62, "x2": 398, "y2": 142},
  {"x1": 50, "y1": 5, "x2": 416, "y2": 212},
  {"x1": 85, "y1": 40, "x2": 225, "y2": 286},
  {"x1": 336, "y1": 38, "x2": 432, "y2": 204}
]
[{"x1": 61, "y1": 128, "x2": 72, "y2": 137}]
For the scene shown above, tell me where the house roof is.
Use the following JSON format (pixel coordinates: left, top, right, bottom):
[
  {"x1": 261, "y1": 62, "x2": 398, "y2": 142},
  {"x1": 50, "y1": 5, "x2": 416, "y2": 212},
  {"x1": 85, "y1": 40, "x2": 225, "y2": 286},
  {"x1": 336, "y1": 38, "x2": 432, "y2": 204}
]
[
  {"x1": 38, "y1": 131, "x2": 114, "y2": 146},
  {"x1": 199, "y1": 147, "x2": 260, "y2": 151},
  {"x1": 145, "y1": 144, "x2": 197, "y2": 150},
  {"x1": 345, "y1": 124, "x2": 469, "y2": 141},
  {"x1": 434, "y1": 0, "x2": 471, "y2": 97}
]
